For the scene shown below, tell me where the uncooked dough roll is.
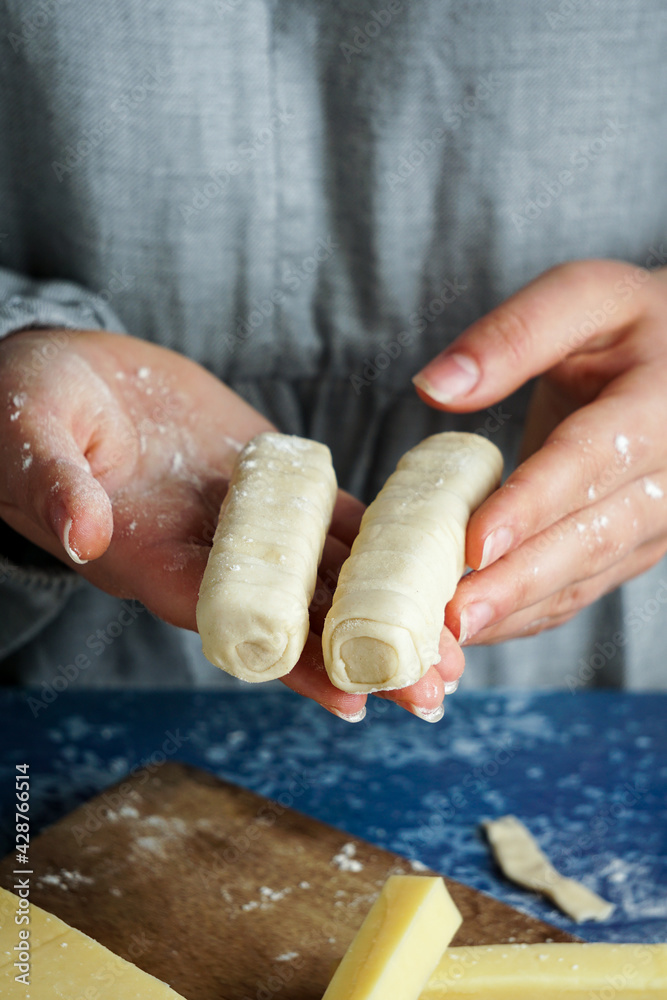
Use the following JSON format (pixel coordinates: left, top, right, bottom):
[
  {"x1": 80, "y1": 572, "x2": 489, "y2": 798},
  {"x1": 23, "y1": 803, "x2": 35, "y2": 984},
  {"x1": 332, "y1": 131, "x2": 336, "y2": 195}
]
[
  {"x1": 197, "y1": 432, "x2": 337, "y2": 682},
  {"x1": 323, "y1": 433, "x2": 503, "y2": 693}
]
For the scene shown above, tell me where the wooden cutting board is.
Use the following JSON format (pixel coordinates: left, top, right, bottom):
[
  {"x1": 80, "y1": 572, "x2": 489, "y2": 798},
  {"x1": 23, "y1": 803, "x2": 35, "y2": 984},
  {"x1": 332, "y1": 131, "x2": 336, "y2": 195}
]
[{"x1": 0, "y1": 761, "x2": 576, "y2": 998}]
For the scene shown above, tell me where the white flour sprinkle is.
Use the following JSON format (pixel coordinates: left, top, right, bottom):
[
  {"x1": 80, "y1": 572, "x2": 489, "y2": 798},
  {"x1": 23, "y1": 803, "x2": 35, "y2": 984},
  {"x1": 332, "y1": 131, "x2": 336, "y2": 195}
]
[
  {"x1": 118, "y1": 805, "x2": 139, "y2": 819},
  {"x1": 260, "y1": 886, "x2": 291, "y2": 902},
  {"x1": 22, "y1": 453, "x2": 32, "y2": 471},
  {"x1": 134, "y1": 836, "x2": 166, "y2": 856},
  {"x1": 137, "y1": 366, "x2": 150, "y2": 379},
  {"x1": 37, "y1": 873, "x2": 69, "y2": 890},
  {"x1": 643, "y1": 478, "x2": 664, "y2": 500},
  {"x1": 242, "y1": 886, "x2": 292, "y2": 912},
  {"x1": 171, "y1": 452, "x2": 184, "y2": 474},
  {"x1": 331, "y1": 842, "x2": 363, "y2": 872},
  {"x1": 587, "y1": 484, "x2": 596, "y2": 501},
  {"x1": 275, "y1": 952, "x2": 299, "y2": 962},
  {"x1": 615, "y1": 434, "x2": 630, "y2": 460},
  {"x1": 224, "y1": 434, "x2": 244, "y2": 452},
  {"x1": 38, "y1": 870, "x2": 93, "y2": 890}
]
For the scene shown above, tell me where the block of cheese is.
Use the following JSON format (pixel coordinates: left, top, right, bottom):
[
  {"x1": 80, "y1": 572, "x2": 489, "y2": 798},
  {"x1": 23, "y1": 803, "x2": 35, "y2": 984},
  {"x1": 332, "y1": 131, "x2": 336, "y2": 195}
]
[
  {"x1": 421, "y1": 942, "x2": 667, "y2": 998},
  {"x1": 0, "y1": 887, "x2": 185, "y2": 999},
  {"x1": 322, "y1": 875, "x2": 462, "y2": 1000}
]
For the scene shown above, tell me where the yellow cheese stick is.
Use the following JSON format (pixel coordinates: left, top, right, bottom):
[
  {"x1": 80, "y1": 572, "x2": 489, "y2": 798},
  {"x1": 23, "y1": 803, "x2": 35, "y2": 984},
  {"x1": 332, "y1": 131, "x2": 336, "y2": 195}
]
[
  {"x1": 0, "y1": 887, "x2": 185, "y2": 998},
  {"x1": 322, "y1": 875, "x2": 462, "y2": 1000},
  {"x1": 323, "y1": 432, "x2": 503, "y2": 693},
  {"x1": 197, "y1": 432, "x2": 337, "y2": 681},
  {"x1": 421, "y1": 943, "x2": 667, "y2": 998}
]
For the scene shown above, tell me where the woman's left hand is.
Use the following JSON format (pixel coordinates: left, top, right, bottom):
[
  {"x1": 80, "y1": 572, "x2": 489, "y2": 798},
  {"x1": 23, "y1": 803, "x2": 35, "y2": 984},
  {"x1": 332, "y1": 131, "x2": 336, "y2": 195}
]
[{"x1": 413, "y1": 258, "x2": 667, "y2": 648}]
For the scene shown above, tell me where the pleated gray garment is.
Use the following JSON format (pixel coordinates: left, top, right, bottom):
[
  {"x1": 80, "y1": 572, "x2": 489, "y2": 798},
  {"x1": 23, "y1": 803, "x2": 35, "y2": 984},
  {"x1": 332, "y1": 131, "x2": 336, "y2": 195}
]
[{"x1": 0, "y1": 1, "x2": 666, "y2": 691}]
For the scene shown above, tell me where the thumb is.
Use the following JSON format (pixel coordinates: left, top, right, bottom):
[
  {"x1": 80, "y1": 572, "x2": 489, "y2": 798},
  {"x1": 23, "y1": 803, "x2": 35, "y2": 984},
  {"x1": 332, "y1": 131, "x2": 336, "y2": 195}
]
[
  {"x1": 3, "y1": 428, "x2": 113, "y2": 566},
  {"x1": 45, "y1": 457, "x2": 114, "y2": 565},
  {"x1": 412, "y1": 260, "x2": 645, "y2": 411}
]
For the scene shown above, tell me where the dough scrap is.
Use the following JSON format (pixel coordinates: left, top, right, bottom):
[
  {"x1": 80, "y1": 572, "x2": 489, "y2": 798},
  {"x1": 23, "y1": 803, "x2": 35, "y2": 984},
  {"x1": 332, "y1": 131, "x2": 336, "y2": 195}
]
[
  {"x1": 483, "y1": 815, "x2": 615, "y2": 922},
  {"x1": 323, "y1": 432, "x2": 503, "y2": 693},
  {"x1": 196, "y1": 432, "x2": 337, "y2": 682}
]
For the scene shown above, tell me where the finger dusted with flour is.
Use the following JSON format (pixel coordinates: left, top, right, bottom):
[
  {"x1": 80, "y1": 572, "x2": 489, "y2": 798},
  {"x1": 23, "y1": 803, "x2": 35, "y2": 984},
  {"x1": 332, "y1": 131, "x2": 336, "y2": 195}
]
[
  {"x1": 197, "y1": 433, "x2": 337, "y2": 682},
  {"x1": 323, "y1": 433, "x2": 503, "y2": 693}
]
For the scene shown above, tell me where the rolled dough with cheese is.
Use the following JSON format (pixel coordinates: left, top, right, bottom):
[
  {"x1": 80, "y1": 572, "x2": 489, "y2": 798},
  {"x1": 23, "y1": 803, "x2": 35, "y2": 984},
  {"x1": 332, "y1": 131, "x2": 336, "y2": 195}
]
[
  {"x1": 323, "y1": 432, "x2": 503, "y2": 693},
  {"x1": 197, "y1": 432, "x2": 337, "y2": 682}
]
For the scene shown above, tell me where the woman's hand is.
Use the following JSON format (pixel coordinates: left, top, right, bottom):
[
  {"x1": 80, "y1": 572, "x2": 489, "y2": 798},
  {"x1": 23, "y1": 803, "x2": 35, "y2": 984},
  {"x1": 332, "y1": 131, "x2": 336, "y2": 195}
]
[
  {"x1": 413, "y1": 259, "x2": 667, "y2": 650},
  {"x1": 0, "y1": 328, "x2": 447, "y2": 720}
]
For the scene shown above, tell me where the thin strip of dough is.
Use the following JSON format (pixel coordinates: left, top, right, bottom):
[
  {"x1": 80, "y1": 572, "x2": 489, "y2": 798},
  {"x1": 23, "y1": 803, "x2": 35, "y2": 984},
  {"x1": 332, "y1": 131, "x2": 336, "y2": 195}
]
[
  {"x1": 483, "y1": 815, "x2": 615, "y2": 922},
  {"x1": 196, "y1": 432, "x2": 337, "y2": 682},
  {"x1": 323, "y1": 432, "x2": 503, "y2": 693}
]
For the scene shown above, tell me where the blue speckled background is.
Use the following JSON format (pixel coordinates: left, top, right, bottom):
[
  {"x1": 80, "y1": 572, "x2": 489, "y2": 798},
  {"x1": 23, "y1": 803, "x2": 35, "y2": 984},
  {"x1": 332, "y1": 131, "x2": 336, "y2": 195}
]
[{"x1": 2, "y1": 689, "x2": 665, "y2": 942}]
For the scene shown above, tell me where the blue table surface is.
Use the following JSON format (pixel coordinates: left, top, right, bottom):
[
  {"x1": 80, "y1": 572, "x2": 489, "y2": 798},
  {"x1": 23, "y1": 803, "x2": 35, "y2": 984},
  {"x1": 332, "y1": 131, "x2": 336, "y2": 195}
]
[{"x1": 1, "y1": 688, "x2": 665, "y2": 943}]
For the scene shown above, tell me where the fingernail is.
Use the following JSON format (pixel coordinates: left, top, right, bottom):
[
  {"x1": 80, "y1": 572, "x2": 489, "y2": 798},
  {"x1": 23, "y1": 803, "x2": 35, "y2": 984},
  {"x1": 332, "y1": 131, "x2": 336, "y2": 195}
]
[
  {"x1": 443, "y1": 679, "x2": 459, "y2": 695},
  {"x1": 327, "y1": 706, "x2": 367, "y2": 724},
  {"x1": 459, "y1": 601, "x2": 494, "y2": 644},
  {"x1": 62, "y1": 517, "x2": 88, "y2": 565},
  {"x1": 479, "y1": 526, "x2": 513, "y2": 570},
  {"x1": 412, "y1": 353, "x2": 480, "y2": 404},
  {"x1": 397, "y1": 701, "x2": 445, "y2": 723}
]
